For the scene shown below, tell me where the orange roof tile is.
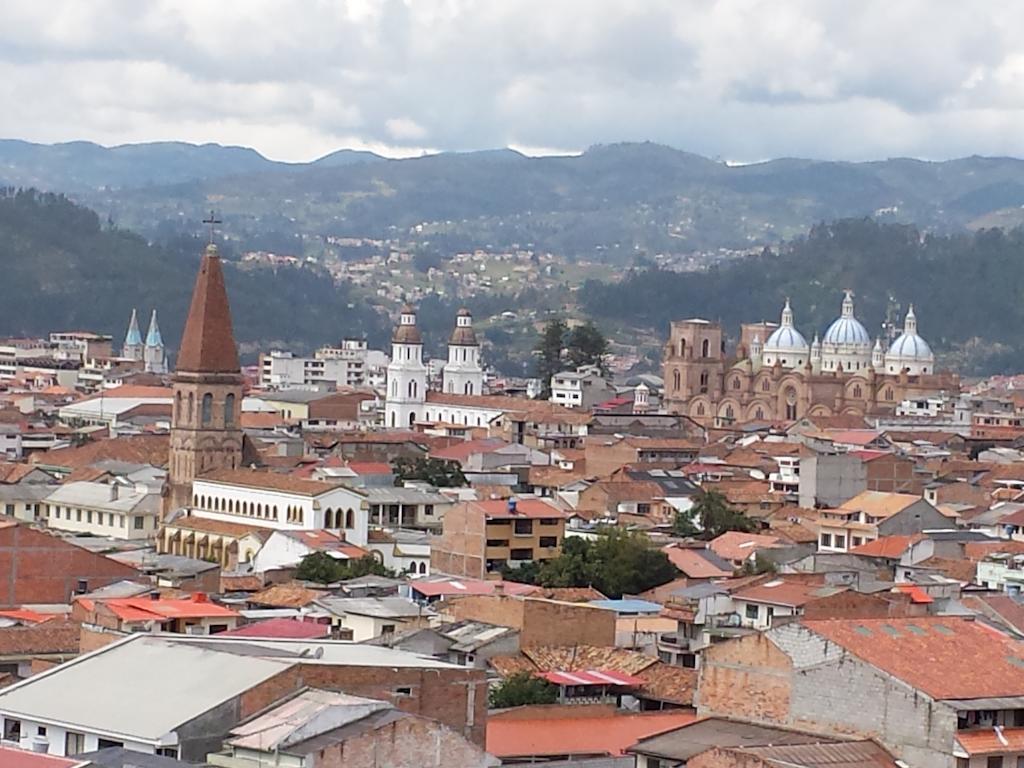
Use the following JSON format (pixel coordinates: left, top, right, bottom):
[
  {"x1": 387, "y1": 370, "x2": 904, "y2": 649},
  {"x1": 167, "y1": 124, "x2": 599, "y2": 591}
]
[
  {"x1": 662, "y1": 545, "x2": 733, "y2": 579},
  {"x1": 163, "y1": 515, "x2": 268, "y2": 539},
  {"x1": 199, "y1": 467, "x2": 346, "y2": 496},
  {"x1": 486, "y1": 707, "x2": 695, "y2": 759},
  {"x1": 837, "y1": 491, "x2": 922, "y2": 518},
  {"x1": 848, "y1": 534, "x2": 924, "y2": 558},
  {"x1": 708, "y1": 531, "x2": 784, "y2": 563},
  {"x1": 248, "y1": 582, "x2": 327, "y2": 608},
  {"x1": 957, "y1": 727, "x2": 1024, "y2": 756},
  {"x1": 803, "y1": 617, "x2": 1024, "y2": 700}
]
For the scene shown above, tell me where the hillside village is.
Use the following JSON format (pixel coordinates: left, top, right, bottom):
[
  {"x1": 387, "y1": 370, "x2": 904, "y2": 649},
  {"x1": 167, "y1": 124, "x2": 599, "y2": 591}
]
[{"x1": 2, "y1": 242, "x2": 1024, "y2": 767}]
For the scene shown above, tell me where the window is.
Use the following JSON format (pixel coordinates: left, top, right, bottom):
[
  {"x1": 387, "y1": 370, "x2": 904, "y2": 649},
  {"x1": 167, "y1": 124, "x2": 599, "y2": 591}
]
[
  {"x1": 701, "y1": 339, "x2": 710, "y2": 357},
  {"x1": 156, "y1": 748, "x2": 179, "y2": 759},
  {"x1": 762, "y1": 378, "x2": 770, "y2": 392},
  {"x1": 133, "y1": 516, "x2": 145, "y2": 530},
  {"x1": 201, "y1": 393, "x2": 213, "y2": 425},
  {"x1": 76, "y1": 579, "x2": 88, "y2": 594},
  {"x1": 86, "y1": 510, "x2": 92, "y2": 523},
  {"x1": 834, "y1": 534, "x2": 847, "y2": 550},
  {"x1": 394, "y1": 686, "x2": 412, "y2": 696},
  {"x1": 65, "y1": 731, "x2": 86, "y2": 756},
  {"x1": 97, "y1": 738, "x2": 124, "y2": 749},
  {"x1": 745, "y1": 603, "x2": 759, "y2": 620},
  {"x1": 3, "y1": 504, "x2": 12, "y2": 516},
  {"x1": 513, "y1": 519, "x2": 533, "y2": 535},
  {"x1": 3, "y1": 717, "x2": 20, "y2": 741},
  {"x1": 224, "y1": 393, "x2": 235, "y2": 425},
  {"x1": 76, "y1": 509, "x2": 82, "y2": 522},
  {"x1": 539, "y1": 536, "x2": 558, "y2": 548},
  {"x1": 37, "y1": 726, "x2": 46, "y2": 736},
  {"x1": 486, "y1": 539, "x2": 509, "y2": 547},
  {"x1": 510, "y1": 548, "x2": 533, "y2": 560},
  {"x1": 381, "y1": 624, "x2": 396, "y2": 635},
  {"x1": 852, "y1": 536, "x2": 863, "y2": 547},
  {"x1": 987, "y1": 757, "x2": 1004, "y2": 768},
  {"x1": 820, "y1": 533, "x2": 832, "y2": 548},
  {"x1": 637, "y1": 503, "x2": 651, "y2": 515},
  {"x1": 673, "y1": 369, "x2": 681, "y2": 391}
]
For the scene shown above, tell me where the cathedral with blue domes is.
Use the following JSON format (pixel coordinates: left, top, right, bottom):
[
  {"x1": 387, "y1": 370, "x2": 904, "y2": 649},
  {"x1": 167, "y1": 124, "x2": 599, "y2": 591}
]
[{"x1": 662, "y1": 291, "x2": 956, "y2": 425}]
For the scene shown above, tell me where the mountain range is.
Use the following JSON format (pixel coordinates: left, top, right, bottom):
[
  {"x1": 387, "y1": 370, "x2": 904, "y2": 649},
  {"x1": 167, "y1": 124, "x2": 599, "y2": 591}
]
[{"x1": 7, "y1": 140, "x2": 1024, "y2": 255}]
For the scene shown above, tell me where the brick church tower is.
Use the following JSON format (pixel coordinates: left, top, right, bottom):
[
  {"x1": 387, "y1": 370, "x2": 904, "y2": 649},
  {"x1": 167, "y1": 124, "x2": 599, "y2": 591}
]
[{"x1": 165, "y1": 243, "x2": 243, "y2": 513}]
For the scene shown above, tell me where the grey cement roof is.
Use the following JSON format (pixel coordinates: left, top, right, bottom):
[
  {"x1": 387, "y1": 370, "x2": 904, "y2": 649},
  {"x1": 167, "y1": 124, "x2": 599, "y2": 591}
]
[
  {"x1": 0, "y1": 635, "x2": 294, "y2": 743},
  {"x1": 173, "y1": 635, "x2": 464, "y2": 668},
  {"x1": 629, "y1": 717, "x2": 833, "y2": 760},
  {"x1": 315, "y1": 596, "x2": 429, "y2": 619}
]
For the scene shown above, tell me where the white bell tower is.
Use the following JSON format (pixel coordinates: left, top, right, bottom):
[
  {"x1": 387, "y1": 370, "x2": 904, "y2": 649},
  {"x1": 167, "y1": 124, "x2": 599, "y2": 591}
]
[
  {"x1": 443, "y1": 308, "x2": 484, "y2": 396},
  {"x1": 385, "y1": 305, "x2": 427, "y2": 429}
]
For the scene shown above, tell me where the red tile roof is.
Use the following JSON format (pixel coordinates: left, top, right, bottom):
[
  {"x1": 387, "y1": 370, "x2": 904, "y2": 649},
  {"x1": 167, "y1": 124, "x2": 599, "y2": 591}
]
[
  {"x1": 662, "y1": 545, "x2": 733, "y2": 579},
  {"x1": 0, "y1": 620, "x2": 80, "y2": 655},
  {"x1": 199, "y1": 467, "x2": 345, "y2": 496},
  {"x1": 220, "y1": 618, "x2": 330, "y2": 639},
  {"x1": 486, "y1": 707, "x2": 695, "y2": 759},
  {"x1": 176, "y1": 245, "x2": 241, "y2": 374},
  {"x1": 957, "y1": 727, "x2": 1024, "y2": 756},
  {"x1": 470, "y1": 498, "x2": 568, "y2": 520},
  {"x1": 412, "y1": 578, "x2": 539, "y2": 598},
  {"x1": 803, "y1": 617, "x2": 1024, "y2": 699},
  {"x1": 281, "y1": 529, "x2": 368, "y2": 559},
  {"x1": 848, "y1": 534, "x2": 924, "y2": 558},
  {"x1": 708, "y1": 531, "x2": 784, "y2": 562},
  {"x1": 431, "y1": 438, "x2": 509, "y2": 462},
  {"x1": 733, "y1": 579, "x2": 840, "y2": 608}
]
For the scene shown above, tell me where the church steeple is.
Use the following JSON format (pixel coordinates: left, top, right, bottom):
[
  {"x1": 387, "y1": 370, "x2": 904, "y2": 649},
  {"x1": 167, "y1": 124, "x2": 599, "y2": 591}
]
[
  {"x1": 144, "y1": 309, "x2": 167, "y2": 374},
  {"x1": 166, "y1": 243, "x2": 243, "y2": 513},
  {"x1": 123, "y1": 309, "x2": 143, "y2": 361}
]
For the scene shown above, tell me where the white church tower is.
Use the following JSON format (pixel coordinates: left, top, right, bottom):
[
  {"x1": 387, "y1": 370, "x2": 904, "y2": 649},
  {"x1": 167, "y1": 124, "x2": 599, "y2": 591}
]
[
  {"x1": 443, "y1": 308, "x2": 484, "y2": 396},
  {"x1": 385, "y1": 304, "x2": 427, "y2": 429},
  {"x1": 123, "y1": 309, "x2": 143, "y2": 361},
  {"x1": 143, "y1": 309, "x2": 167, "y2": 374}
]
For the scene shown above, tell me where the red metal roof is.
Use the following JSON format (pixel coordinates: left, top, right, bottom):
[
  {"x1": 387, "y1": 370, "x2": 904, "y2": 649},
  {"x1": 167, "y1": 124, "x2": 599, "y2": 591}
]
[
  {"x1": 893, "y1": 583, "x2": 934, "y2": 604},
  {"x1": 540, "y1": 669, "x2": 645, "y2": 687},
  {"x1": 957, "y1": 726, "x2": 1024, "y2": 756},
  {"x1": 220, "y1": 617, "x2": 330, "y2": 639},
  {"x1": 0, "y1": 746, "x2": 78, "y2": 767}
]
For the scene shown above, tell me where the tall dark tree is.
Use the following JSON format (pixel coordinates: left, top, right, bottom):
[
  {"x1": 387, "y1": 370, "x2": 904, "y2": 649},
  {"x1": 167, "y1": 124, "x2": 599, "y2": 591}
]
[
  {"x1": 488, "y1": 672, "x2": 558, "y2": 708},
  {"x1": 533, "y1": 319, "x2": 568, "y2": 397},
  {"x1": 682, "y1": 490, "x2": 758, "y2": 540},
  {"x1": 565, "y1": 321, "x2": 609, "y2": 373},
  {"x1": 392, "y1": 457, "x2": 466, "y2": 487}
]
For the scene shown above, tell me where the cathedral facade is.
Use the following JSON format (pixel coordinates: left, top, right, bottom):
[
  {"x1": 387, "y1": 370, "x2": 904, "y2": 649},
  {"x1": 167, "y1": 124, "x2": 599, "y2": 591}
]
[{"x1": 662, "y1": 292, "x2": 958, "y2": 426}]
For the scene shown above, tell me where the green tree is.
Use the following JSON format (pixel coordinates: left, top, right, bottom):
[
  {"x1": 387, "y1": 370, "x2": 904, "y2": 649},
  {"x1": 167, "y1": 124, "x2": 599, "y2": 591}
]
[
  {"x1": 488, "y1": 672, "x2": 558, "y2": 708},
  {"x1": 690, "y1": 491, "x2": 758, "y2": 540},
  {"x1": 296, "y1": 553, "x2": 393, "y2": 584},
  {"x1": 565, "y1": 321, "x2": 609, "y2": 374},
  {"x1": 533, "y1": 319, "x2": 568, "y2": 398},
  {"x1": 533, "y1": 530, "x2": 676, "y2": 598},
  {"x1": 392, "y1": 457, "x2": 466, "y2": 487}
]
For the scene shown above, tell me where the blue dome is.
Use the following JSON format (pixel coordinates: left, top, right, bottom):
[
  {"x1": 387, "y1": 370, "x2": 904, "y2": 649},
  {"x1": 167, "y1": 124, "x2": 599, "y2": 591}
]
[
  {"x1": 823, "y1": 316, "x2": 871, "y2": 346},
  {"x1": 764, "y1": 325, "x2": 809, "y2": 351},
  {"x1": 823, "y1": 291, "x2": 871, "y2": 348},
  {"x1": 887, "y1": 332, "x2": 933, "y2": 360}
]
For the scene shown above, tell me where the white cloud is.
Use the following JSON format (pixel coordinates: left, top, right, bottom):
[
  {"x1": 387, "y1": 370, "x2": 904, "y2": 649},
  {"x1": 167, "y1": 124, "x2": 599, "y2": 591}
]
[{"x1": 3, "y1": 0, "x2": 1024, "y2": 161}]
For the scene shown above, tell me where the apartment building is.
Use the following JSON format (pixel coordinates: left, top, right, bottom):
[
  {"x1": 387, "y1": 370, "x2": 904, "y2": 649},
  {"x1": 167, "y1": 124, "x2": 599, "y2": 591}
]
[{"x1": 431, "y1": 497, "x2": 568, "y2": 578}]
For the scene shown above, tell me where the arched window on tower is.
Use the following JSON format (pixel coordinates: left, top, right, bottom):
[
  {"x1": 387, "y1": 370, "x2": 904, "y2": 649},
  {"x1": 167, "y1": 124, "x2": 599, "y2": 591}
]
[
  {"x1": 408, "y1": 380, "x2": 418, "y2": 399},
  {"x1": 224, "y1": 394, "x2": 235, "y2": 426},
  {"x1": 201, "y1": 393, "x2": 213, "y2": 425},
  {"x1": 762, "y1": 379, "x2": 770, "y2": 392},
  {"x1": 391, "y1": 380, "x2": 398, "y2": 398},
  {"x1": 465, "y1": 382, "x2": 473, "y2": 395},
  {"x1": 699, "y1": 371, "x2": 709, "y2": 393},
  {"x1": 853, "y1": 385, "x2": 862, "y2": 399},
  {"x1": 701, "y1": 339, "x2": 710, "y2": 358},
  {"x1": 731, "y1": 377, "x2": 740, "y2": 390},
  {"x1": 697, "y1": 403, "x2": 706, "y2": 416},
  {"x1": 725, "y1": 405, "x2": 735, "y2": 421},
  {"x1": 345, "y1": 509, "x2": 354, "y2": 529},
  {"x1": 679, "y1": 339, "x2": 686, "y2": 358},
  {"x1": 175, "y1": 392, "x2": 182, "y2": 421},
  {"x1": 188, "y1": 393, "x2": 195, "y2": 422},
  {"x1": 673, "y1": 370, "x2": 681, "y2": 391}
]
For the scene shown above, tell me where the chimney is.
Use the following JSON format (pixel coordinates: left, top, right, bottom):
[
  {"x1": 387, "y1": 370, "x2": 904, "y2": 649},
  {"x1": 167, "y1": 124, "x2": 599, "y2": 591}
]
[
  {"x1": 192, "y1": 592, "x2": 208, "y2": 603},
  {"x1": 507, "y1": 498, "x2": 517, "y2": 515},
  {"x1": 149, "y1": 592, "x2": 160, "y2": 601}
]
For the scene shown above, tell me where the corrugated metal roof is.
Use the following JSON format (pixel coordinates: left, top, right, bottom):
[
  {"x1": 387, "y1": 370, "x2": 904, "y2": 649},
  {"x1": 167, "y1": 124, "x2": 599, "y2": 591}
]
[{"x1": 746, "y1": 740, "x2": 896, "y2": 767}]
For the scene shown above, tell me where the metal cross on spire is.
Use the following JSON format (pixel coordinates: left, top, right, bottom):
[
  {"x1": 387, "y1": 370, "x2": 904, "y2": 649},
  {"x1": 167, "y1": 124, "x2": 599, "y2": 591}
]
[{"x1": 202, "y1": 210, "x2": 222, "y2": 245}]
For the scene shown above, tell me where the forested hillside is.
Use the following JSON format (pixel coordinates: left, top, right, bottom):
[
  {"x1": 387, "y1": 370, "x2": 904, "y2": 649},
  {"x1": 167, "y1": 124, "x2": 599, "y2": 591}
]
[{"x1": 0, "y1": 189, "x2": 389, "y2": 357}]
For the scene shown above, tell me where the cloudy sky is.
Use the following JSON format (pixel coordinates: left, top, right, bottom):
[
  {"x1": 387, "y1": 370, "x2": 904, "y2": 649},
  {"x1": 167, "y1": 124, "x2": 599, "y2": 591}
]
[{"x1": 4, "y1": 0, "x2": 1024, "y2": 162}]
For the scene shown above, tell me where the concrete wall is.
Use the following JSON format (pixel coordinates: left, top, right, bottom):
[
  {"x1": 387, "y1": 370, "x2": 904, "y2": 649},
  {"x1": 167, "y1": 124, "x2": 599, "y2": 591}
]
[
  {"x1": 798, "y1": 453, "x2": 866, "y2": 509},
  {"x1": 445, "y1": 595, "x2": 616, "y2": 648},
  {"x1": 315, "y1": 711, "x2": 490, "y2": 768},
  {"x1": 879, "y1": 500, "x2": 950, "y2": 536}
]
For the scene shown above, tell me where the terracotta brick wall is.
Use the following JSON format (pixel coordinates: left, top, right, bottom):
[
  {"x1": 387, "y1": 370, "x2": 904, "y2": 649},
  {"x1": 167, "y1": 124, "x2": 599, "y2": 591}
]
[
  {"x1": 316, "y1": 711, "x2": 488, "y2": 768},
  {"x1": 697, "y1": 633, "x2": 792, "y2": 723},
  {"x1": 431, "y1": 503, "x2": 486, "y2": 579},
  {"x1": 239, "y1": 666, "x2": 304, "y2": 719},
  {"x1": 298, "y1": 663, "x2": 488, "y2": 746},
  {"x1": 78, "y1": 624, "x2": 127, "y2": 653},
  {"x1": 0, "y1": 524, "x2": 139, "y2": 606},
  {"x1": 446, "y1": 595, "x2": 616, "y2": 648}
]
